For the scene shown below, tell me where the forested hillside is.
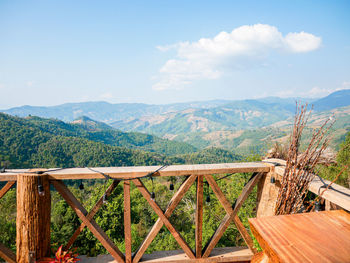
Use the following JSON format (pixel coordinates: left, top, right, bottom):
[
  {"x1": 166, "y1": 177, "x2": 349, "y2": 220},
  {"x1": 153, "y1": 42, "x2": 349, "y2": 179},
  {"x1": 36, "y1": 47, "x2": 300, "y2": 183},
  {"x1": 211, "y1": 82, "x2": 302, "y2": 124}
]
[
  {"x1": 0, "y1": 113, "x2": 241, "y2": 169},
  {"x1": 0, "y1": 113, "x2": 195, "y2": 169}
]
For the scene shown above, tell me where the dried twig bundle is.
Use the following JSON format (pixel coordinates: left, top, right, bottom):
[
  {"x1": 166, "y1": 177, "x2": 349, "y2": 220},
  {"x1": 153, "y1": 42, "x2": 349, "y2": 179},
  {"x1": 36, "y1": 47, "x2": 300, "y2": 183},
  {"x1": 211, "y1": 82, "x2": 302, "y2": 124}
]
[{"x1": 275, "y1": 103, "x2": 334, "y2": 215}]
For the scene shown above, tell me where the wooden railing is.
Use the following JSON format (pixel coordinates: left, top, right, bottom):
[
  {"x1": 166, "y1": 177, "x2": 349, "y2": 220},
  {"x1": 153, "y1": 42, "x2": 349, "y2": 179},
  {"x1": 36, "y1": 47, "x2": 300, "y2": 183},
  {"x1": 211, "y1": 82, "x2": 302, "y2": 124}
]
[
  {"x1": 1, "y1": 163, "x2": 269, "y2": 263},
  {"x1": 1, "y1": 160, "x2": 349, "y2": 263}
]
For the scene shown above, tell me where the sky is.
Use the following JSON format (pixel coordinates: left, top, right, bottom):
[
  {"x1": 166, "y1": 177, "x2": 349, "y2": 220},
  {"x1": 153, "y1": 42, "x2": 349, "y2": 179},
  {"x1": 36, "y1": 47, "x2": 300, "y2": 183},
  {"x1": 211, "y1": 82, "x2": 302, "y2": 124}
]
[{"x1": 0, "y1": 0, "x2": 350, "y2": 108}]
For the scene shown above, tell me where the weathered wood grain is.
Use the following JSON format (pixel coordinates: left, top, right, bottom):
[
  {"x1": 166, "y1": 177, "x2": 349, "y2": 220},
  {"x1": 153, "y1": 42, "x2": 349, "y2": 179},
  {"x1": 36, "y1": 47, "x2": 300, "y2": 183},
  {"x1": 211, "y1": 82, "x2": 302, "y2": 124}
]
[
  {"x1": 195, "y1": 175, "x2": 204, "y2": 258},
  {"x1": 124, "y1": 181, "x2": 132, "y2": 263},
  {"x1": 16, "y1": 173, "x2": 51, "y2": 263},
  {"x1": 249, "y1": 210, "x2": 350, "y2": 263},
  {"x1": 256, "y1": 169, "x2": 280, "y2": 217},
  {"x1": 0, "y1": 162, "x2": 270, "y2": 181},
  {"x1": 139, "y1": 247, "x2": 253, "y2": 263}
]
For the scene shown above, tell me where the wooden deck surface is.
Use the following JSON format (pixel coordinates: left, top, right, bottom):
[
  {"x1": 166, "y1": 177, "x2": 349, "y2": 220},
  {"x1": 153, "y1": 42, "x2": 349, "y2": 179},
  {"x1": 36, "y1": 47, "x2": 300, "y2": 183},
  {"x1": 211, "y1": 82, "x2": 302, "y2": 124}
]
[
  {"x1": 79, "y1": 247, "x2": 253, "y2": 263},
  {"x1": 249, "y1": 210, "x2": 350, "y2": 263}
]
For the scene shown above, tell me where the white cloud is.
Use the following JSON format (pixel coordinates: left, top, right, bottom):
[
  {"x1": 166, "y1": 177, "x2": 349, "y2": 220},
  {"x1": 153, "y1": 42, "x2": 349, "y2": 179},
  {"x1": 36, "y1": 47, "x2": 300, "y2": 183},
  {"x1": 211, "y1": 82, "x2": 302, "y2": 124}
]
[
  {"x1": 284, "y1": 32, "x2": 321, "y2": 53},
  {"x1": 153, "y1": 24, "x2": 321, "y2": 90}
]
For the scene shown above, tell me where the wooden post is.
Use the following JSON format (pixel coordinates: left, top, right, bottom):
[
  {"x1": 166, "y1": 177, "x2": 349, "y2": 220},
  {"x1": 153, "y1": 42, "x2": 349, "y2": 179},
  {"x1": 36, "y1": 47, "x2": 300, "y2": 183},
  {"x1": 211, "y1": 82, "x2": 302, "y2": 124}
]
[
  {"x1": 16, "y1": 173, "x2": 51, "y2": 263},
  {"x1": 124, "y1": 181, "x2": 132, "y2": 263},
  {"x1": 195, "y1": 175, "x2": 203, "y2": 258},
  {"x1": 256, "y1": 166, "x2": 280, "y2": 217}
]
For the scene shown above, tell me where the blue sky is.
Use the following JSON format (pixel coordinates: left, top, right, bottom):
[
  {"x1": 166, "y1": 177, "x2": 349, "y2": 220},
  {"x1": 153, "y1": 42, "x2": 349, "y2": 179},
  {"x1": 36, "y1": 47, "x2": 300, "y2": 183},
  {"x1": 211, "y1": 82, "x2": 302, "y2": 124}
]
[{"x1": 0, "y1": 0, "x2": 349, "y2": 108}]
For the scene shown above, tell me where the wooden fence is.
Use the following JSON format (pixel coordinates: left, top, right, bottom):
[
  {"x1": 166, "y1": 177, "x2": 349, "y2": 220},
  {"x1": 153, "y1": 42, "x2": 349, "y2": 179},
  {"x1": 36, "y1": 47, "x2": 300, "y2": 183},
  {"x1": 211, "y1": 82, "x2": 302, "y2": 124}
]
[{"x1": 0, "y1": 160, "x2": 349, "y2": 263}]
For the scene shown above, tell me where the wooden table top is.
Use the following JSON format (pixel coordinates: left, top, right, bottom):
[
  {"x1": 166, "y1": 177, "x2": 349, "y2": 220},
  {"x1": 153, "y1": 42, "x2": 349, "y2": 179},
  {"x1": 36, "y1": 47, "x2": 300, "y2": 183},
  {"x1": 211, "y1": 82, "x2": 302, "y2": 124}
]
[{"x1": 249, "y1": 210, "x2": 350, "y2": 263}]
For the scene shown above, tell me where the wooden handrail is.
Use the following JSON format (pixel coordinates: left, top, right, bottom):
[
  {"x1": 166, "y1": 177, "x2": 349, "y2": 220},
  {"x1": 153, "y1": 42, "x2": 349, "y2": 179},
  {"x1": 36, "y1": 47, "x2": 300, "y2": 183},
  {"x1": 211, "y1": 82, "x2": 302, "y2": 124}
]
[{"x1": 0, "y1": 162, "x2": 270, "y2": 181}]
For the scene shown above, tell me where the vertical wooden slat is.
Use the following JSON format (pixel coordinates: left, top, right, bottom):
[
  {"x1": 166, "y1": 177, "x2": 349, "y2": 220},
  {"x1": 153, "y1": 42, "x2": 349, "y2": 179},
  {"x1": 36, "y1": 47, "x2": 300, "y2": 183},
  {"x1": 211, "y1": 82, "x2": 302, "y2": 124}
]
[
  {"x1": 256, "y1": 166, "x2": 280, "y2": 217},
  {"x1": 65, "y1": 180, "x2": 120, "y2": 250},
  {"x1": 132, "y1": 174, "x2": 197, "y2": 263},
  {"x1": 195, "y1": 175, "x2": 204, "y2": 258},
  {"x1": 124, "y1": 181, "x2": 132, "y2": 263}
]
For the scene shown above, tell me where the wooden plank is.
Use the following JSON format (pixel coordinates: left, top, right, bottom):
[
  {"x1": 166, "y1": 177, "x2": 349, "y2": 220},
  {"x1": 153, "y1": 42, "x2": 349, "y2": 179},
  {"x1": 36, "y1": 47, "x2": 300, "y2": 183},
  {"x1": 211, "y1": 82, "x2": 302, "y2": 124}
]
[
  {"x1": 195, "y1": 175, "x2": 204, "y2": 258},
  {"x1": 124, "y1": 181, "x2": 132, "y2": 263},
  {"x1": 65, "y1": 180, "x2": 120, "y2": 250},
  {"x1": 132, "y1": 178, "x2": 196, "y2": 259},
  {"x1": 51, "y1": 180, "x2": 125, "y2": 263},
  {"x1": 202, "y1": 173, "x2": 263, "y2": 258},
  {"x1": 133, "y1": 175, "x2": 197, "y2": 263},
  {"x1": 0, "y1": 181, "x2": 15, "y2": 199},
  {"x1": 0, "y1": 162, "x2": 270, "y2": 181},
  {"x1": 78, "y1": 247, "x2": 253, "y2": 263},
  {"x1": 249, "y1": 210, "x2": 350, "y2": 263},
  {"x1": 0, "y1": 243, "x2": 16, "y2": 263},
  {"x1": 139, "y1": 247, "x2": 253, "y2": 263}
]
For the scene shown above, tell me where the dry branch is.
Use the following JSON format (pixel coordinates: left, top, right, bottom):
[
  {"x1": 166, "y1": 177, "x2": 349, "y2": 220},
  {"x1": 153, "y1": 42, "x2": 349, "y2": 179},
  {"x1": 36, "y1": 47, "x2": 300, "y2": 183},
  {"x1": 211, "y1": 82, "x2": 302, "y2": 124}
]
[{"x1": 275, "y1": 103, "x2": 334, "y2": 215}]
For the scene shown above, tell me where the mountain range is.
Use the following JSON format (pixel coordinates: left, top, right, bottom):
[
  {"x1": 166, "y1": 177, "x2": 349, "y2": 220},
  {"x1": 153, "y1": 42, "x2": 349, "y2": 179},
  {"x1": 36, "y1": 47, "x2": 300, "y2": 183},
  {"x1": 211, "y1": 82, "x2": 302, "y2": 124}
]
[{"x1": 2, "y1": 89, "x2": 350, "y2": 155}]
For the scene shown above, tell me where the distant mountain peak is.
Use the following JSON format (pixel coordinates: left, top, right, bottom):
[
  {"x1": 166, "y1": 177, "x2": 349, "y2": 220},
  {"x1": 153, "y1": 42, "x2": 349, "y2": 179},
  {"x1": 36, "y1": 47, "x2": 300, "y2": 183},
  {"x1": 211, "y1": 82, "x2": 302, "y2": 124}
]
[
  {"x1": 313, "y1": 89, "x2": 350, "y2": 111},
  {"x1": 71, "y1": 115, "x2": 113, "y2": 131}
]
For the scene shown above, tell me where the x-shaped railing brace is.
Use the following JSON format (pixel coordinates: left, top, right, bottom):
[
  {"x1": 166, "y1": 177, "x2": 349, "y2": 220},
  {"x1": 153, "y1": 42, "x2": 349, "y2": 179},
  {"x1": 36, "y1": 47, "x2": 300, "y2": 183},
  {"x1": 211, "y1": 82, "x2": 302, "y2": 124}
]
[
  {"x1": 202, "y1": 173, "x2": 261, "y2": 257},
  {"x1": 52, "y1": 180, "x2": 125, "y2": 262},
  {"x1": 56, "y1": 172, "x2": 262, "y2": 263}
]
